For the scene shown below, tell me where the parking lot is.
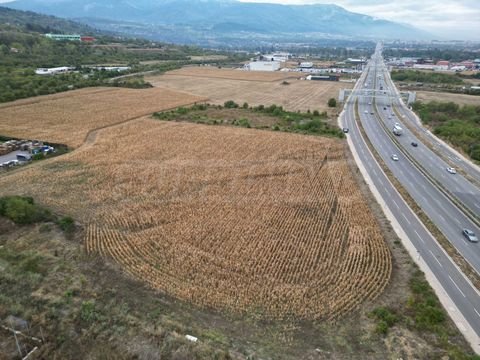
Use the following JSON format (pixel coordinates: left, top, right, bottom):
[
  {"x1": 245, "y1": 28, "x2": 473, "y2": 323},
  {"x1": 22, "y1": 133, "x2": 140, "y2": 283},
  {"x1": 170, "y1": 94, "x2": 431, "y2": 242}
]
[{"x1": 0, "y1": 150, "x2": 31, "y2": 167}]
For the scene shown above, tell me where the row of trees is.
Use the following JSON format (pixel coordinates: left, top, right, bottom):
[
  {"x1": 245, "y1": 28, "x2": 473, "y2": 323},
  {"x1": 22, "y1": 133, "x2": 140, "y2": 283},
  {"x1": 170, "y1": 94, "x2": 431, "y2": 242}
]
[{"x1": 391, "y1": 70, "x2": 464, "y2": 85}]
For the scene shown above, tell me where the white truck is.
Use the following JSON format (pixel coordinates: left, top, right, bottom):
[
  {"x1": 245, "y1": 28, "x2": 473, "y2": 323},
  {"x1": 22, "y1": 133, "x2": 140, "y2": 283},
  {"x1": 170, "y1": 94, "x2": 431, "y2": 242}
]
[{"x1": 393, "y1": 123, "x2": 403, "y2": 136}]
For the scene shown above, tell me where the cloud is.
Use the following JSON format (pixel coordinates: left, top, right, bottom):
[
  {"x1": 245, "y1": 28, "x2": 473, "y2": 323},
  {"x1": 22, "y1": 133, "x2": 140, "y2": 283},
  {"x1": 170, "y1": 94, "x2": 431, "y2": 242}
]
[{"x1": 239, "y1": 0, "x2": 480, "y2": 40}]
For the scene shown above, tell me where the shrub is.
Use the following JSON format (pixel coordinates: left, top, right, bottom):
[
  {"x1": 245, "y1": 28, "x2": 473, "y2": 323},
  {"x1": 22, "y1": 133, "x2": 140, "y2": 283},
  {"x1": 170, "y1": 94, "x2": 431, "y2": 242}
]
[
  {"x1": 0, "y1": 196, "x2": 52, "y2": 224},
  {"x1": 224, "y1": 100, "x2": 239, "y2": 108},
  {"x1": 371, "y1": 306, "x2": 398, "y2": 335},
  {"x1": 32, "y1": 152, "x2": 45, "y2": 161},
  {"x1": 80, "y1": 300, "x2": 97, "y2": 323},
  {"x1": 328, "y1": 98, "x2": 337, "y2": 108},
  {"x1": 242, "y1": 102, "x2": 249, "y2": 109},
  {"x1": 57, "y1": 216, "x2": 75, "y2": 233}
]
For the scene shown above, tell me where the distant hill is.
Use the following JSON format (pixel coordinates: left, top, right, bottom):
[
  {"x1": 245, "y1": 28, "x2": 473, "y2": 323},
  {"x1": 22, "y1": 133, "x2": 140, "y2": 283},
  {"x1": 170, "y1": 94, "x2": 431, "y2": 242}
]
[
  {"x1": 0, "y1": 5, "x2": 99, "y2": 35},
  {"x1": 5, "y1": 0, "x2": 432, "y2": 45}
]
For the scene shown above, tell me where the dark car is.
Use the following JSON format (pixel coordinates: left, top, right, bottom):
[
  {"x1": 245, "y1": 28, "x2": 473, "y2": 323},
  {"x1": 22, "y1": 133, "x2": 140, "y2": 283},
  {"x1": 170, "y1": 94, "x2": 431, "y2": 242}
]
[
  {"x1": 411, "y1": 142, "x2": 418, "y2": 147},
  {"x1": 463, "y1": 229, "x2": 478, "y2": 243}
]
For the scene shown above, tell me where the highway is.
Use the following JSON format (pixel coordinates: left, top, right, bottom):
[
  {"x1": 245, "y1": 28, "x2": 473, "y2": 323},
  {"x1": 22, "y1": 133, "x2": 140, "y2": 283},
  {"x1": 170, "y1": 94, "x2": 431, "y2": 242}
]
[
  {"x1": 340, "y1": 45, "x2": 480, "y2": 348},
  {"x1": 375, "y1": 64, "x2": 480, "y2": 214},
  {"x1": 356, "y1": 52, "x2": 480, "y2": 276},
  {"x1": 380, "y1": 66, "x2": 480, "y2": 186}
]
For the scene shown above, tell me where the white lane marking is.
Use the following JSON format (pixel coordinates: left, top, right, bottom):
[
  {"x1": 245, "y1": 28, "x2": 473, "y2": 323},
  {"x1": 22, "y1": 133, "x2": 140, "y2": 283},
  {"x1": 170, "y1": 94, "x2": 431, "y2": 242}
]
[
  {"x1": 448, "y1": 275, "x2": 466, "y2": 298},
  {"x1": 474, "y1": 203, "x2": 480, "y2": 210},
  {"x1": 475, "y1": 308, "x2": 480, "y2": 318},
  {"x1": 392, "y1": 199, "x2": 400, "y2": 209},
  {"x1": 402, "y1": 213, "x2": 411, "y2": 225},
  {"x1": 454, "y1": 218, "x2": 461, "y2": 225},
  {"x1": 429, "y1": 250, "x2": 443, "y2": 268},
  {"x1": 414, "y1": 230, "x2": 425, "y2": 243}
]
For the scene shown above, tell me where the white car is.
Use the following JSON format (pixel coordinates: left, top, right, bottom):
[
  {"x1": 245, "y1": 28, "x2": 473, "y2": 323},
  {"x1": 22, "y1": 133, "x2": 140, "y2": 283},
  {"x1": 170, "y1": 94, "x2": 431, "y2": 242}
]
[
  {"x1": 364, "y1": 110, "x2": 368, "y2": 114},
  {"x1": 446, "y1": 167, "x2": 457, "y2": 174},
  {"x1": 391, "y1": 154, "x2": 399, "y2": 161}
]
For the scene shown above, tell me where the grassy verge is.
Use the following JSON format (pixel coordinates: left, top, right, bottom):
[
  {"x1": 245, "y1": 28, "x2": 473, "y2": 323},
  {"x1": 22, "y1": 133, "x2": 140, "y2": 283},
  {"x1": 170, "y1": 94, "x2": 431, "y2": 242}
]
[{"x1": 411, "y1": 101, "x2": 480, "y2": 163}]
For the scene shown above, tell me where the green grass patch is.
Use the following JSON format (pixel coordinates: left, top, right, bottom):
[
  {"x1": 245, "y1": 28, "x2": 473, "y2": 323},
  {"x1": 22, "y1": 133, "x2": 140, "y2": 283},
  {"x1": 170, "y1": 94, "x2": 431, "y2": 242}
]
[
  {"x1": 391, "y1": 70, "x2": 464, "y2": 85},
  {"x1": 0, "y1": 195, "x2": 54, "y2": 224},
  {"x1": 153, "y1": 102, "x2": 344, "y2": 138},
  {"x1": 412, "y1": 101, "x2": 480, "y2": 161}
]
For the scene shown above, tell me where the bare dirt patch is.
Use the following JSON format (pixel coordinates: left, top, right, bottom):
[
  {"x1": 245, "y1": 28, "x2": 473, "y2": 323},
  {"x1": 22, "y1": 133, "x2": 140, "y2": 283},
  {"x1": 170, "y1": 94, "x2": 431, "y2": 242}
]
[{"x1": 416, "y1": 91, "x2": 480, "y2": 106}]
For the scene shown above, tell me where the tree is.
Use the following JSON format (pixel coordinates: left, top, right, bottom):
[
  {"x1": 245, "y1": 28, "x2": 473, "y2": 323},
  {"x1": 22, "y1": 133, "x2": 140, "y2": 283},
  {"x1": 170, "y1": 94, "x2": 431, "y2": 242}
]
[{"x1": 328, "y1": 98, "x2": 337, "y2": 108}]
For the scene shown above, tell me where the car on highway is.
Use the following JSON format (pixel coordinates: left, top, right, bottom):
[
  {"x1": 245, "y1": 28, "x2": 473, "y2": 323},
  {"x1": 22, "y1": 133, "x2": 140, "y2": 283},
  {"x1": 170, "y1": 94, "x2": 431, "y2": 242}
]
[
  {"x1": 446, "y1": 167, "x2": 457, "y2": 174},
  {"x1": 463, "y1": 229, "x2": 478, "y2": 243},
  {"x1": 342, "y1": 128, "x2": 349, "y2": 133},
  {"x1": 364, "y1": 110, "x2": 368, "y2": 114},
  {"x1": 383, "y1": 107, "x2": 387, "y2": 110},
  {"x1": 411, "y1": 142, "x2": 418, "y2": 147},
  {"x1": 370, "y1": 112, "x2": 374, "y2": 115},
  {"x1": 391, "y1": 154, "x2": 399, "y2": 161}
]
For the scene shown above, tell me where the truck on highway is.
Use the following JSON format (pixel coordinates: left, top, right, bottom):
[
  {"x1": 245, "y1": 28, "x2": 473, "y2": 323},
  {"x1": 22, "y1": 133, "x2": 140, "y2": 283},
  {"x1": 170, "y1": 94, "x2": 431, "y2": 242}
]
[{"x1": 393, "y1": 123, "x2": 403, "y2": 136}]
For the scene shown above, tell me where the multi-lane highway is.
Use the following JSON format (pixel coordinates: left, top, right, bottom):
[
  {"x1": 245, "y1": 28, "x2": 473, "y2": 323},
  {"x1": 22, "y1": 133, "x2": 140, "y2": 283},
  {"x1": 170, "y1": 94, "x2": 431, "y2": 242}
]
[
  {"x1": 361, "y1": 52, "x2": 480, "y2": 276},
  {"x1": 380, "y1": 66, "x2": 480, "y2": 186},
  {"x1": 340, "y1": 45, "x2": 480, "y2": 350}
]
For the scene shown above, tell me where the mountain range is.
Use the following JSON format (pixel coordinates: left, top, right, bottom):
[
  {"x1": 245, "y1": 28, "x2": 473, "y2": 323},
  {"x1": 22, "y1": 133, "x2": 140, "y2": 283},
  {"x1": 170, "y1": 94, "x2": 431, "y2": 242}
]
[{"x1": 4, "y1": 0, "x2": 431, "y2": 46}]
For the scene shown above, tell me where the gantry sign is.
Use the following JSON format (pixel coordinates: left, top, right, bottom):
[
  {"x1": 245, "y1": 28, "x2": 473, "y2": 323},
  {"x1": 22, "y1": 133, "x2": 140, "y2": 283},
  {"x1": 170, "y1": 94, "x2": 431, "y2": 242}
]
[{"x1": 338, "y1": 88, "x2": 416, "y2": 105}]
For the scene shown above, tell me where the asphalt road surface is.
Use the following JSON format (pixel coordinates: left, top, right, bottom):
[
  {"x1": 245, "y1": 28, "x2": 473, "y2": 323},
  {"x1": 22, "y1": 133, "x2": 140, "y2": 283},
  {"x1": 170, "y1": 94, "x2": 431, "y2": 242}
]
[{"x1": 341, "y1": 46, "x2": 480, "y2": 343}]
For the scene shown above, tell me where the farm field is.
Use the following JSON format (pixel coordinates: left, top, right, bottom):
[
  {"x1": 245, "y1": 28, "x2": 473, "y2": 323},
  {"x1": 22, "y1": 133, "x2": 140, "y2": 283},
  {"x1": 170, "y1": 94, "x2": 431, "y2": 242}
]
[
  {"x1": 0, "y1": 119, "x2": 391, "y2": 320},
  {"x1": 416, "y1": 90, "x2": 480, "y2": 106},
  {"x1": 165, "y1": 66, "x2": 296, "y2": 82},
  {"x1": 147, "y1": 68, "x2": 352, "y2": 113},
  {"x1": 0, "y1": 87, "x2": 205, "y2": 148}
]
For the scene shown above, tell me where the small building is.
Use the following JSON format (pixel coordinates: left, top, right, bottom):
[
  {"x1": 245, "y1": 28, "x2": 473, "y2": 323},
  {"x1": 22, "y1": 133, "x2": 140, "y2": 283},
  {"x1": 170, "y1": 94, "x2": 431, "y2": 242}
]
[
  {"x1": 35, "y1": 67, "x2": 75, "y2": 75},
  {"x1": 460, "y1": 61, "x2": 475, "y2": 69},
  {"x1": 299, "y1": 62, "x2": 313, "y2": 69},
  {"x1": 45, "y1": 33, "x2": 81, "y2": 41},
  {"x1": 81, "y1": 36, "x2": 96, "y2": 42},
  {"x1": 306, "y1": 74, "x2": 339, "y2": 81},
  {"x1": 244, "y1": 61, "x2": 281, "y2": 72},
  {"x1": 92, "y1": 66, "x2": 131, "y2": 72},
  {"x1": 346, "y1": 58, "x2": 366, "y2": 64},
  {"x1": 435, "y1": 60, "x2": 450, "y2": 71},
  {"x1": 262, "y1": 53, "x2": 290, "y2": 62},
  {"x1": 413, "y1": 64, "x2": 435, "y2": 70}
]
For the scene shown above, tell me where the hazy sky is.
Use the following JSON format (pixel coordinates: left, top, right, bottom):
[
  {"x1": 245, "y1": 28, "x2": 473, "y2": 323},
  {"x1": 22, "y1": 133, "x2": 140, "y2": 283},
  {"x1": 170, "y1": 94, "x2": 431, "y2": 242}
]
[{"x1": 0, "y1": 0, "x2": 479, "y2": 40}]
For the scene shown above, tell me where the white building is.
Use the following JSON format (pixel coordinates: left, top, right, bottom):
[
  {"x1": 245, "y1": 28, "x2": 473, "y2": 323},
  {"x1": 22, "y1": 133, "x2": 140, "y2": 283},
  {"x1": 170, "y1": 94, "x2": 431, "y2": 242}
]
[
  {"x1": 262, "y1": 53, "x2": 290, "y2": 62},
  {"x1": 299, "y1": 62, "x2": 313, "y2": 68},
  {"x1": 413, "y1": 64, "x2": 435, "y2": 70},
  {"x1": 35, "y1": 67, "x2": 75, "y2": 75},
  {"x1": 245, "y1": 61, "x2": 281, "y2": 72}
]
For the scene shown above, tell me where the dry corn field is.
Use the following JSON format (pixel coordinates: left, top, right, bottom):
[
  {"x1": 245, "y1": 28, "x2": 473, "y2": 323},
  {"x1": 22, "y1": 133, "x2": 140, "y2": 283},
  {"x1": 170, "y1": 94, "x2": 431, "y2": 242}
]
[
  {"x1": 0, "y1": 118, "x2": 391, "y2": 320},
  {"x1": 0, "y1": 87, "x2": 206, "y2": 148},
  {"x1": 166, "y1": 66, "x2": 296, "y2": 82},
  {"x1": 147, "y1": 69, "x2": 352, "y2": 113}
]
